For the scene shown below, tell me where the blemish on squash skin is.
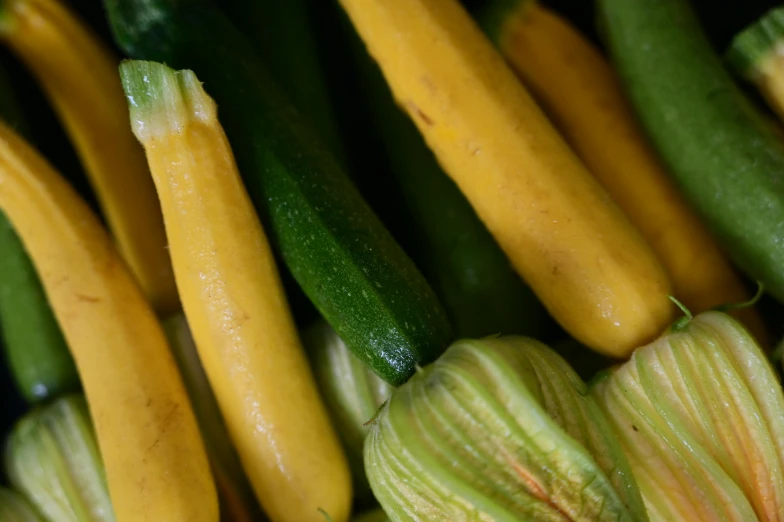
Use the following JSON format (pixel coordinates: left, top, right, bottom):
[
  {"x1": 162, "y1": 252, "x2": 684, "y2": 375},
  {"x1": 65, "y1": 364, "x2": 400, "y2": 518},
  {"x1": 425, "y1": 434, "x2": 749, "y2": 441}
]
[
  {"x1": 406, "y1": 101, "x2": 435, "y2": 126},
  {"x1": 146, "y1": 403, "x2": 180, "y2": 454},
  {"x1": 416, "y1": 108, "x2": 434, "y2": 125},
  {"x1": 419, "y1": 74, "x2": 435, "y2": 89}
]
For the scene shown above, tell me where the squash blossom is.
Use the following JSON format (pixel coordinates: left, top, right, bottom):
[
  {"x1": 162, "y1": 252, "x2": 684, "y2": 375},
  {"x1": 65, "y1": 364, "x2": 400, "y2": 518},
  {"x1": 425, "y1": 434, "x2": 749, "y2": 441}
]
[
  {"x1": 364, "y1": 336, "x2": 648, "y2": 521},
  {"x1": 5, "y1": 394, "x2": 115, "y2": 522},
  {"x1": 593, "y1": 311, "x2": 784, "y2": 522},
  {"x1": 0, "y1": 487, "x2": 43, "y2": 521},
  {"x1": 305, "y1": 320, "x2": 393, "y2": 502}
]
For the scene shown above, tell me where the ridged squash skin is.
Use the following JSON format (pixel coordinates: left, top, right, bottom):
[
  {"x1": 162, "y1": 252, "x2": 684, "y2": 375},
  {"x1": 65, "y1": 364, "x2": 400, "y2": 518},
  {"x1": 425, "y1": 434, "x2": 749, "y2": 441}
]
[{"x1": 123, "y1": 61, "x2": 352, "y2": 522}]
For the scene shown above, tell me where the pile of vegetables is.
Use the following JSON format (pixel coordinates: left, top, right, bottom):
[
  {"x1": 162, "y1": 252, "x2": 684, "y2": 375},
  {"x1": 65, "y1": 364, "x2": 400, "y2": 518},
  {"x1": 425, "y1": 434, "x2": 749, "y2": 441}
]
[{"x1": 0, "y1": 0, "x2": 783, "y2": 521}]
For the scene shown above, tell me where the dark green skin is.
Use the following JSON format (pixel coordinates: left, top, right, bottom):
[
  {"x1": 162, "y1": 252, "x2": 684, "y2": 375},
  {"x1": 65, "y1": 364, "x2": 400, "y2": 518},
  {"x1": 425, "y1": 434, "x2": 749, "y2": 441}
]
[
  {"x1": 0, "y1": 63, "x2": 79, "y2": 403},
  {"x1": 104, "y1": 0, "x2": 453, "y2": 385},
  {"x1": 597, "y1": 0, "x2": 784, "y2": 303},
  {"x1": 219, "y1": 0, "x2": 346, "y2": 165},
  {"x1": 343, "y1": 14, "x2": 547, "y2": 339},
  {"x1": 218, "y1": 0, "x2": 349, "y2": 330}
]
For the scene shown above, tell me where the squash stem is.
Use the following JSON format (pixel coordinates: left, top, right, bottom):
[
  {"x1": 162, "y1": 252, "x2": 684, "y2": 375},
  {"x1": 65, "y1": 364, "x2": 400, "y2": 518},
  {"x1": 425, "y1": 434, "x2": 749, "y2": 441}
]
[{"x1": 727, "y1": 6, "x2": 784, "y2": 124}]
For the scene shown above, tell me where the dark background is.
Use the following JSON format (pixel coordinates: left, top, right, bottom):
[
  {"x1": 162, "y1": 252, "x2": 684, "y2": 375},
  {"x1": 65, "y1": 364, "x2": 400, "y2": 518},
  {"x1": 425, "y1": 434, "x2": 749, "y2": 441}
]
[{"x1": 0, "y1": 0, "x2": 781, "y2": 477}]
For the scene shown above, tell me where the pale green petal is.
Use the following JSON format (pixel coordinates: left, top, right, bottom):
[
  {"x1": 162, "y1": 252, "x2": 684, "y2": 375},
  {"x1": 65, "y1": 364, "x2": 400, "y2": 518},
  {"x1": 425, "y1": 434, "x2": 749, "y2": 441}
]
[
  {"x1": 0, "y1": 487, "x2": 43, "y2": 521},
  {"x1": 304, "y1": 319, "x2": 393, "y2": 500},
  {"x1": 366, "y1": 336, "x2": 647, "y2": 522},
  {"x1": 5, "y1": 395, "x2": 114, "y2": 522},
  {"x1": 593, "y1": 311, "x2": 784, "y2": 522}
]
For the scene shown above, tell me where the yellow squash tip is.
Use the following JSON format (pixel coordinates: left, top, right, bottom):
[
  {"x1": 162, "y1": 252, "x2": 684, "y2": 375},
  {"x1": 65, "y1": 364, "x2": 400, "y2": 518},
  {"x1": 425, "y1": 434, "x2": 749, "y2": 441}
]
[
  {"x1": 121, "y1": 60, "x2": 215, "y2": 143},
  {"x1": 126, "y1": 62, "x2": 353, "y2": 522}
]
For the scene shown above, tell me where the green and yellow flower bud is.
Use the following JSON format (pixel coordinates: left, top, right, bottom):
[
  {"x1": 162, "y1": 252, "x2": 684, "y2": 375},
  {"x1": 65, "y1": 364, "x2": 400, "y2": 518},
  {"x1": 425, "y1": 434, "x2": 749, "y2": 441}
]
[
  {"x1": 365, "y1": 336, "x2": 648, "y2": 521},
  {"x1": 727, "y1": 7, "x2": 784, "y2": 123},
  {"x1": 0, "y1": 487, "x2": 42, "y2": 521},
  {"x1": 593, "y1": 311, "x2": 784, "y2": 522},
  {"x1": 5, "y1": 394, "x2": 114, "y2": 522},
  {"x1": 304, "y1": 320, "x2": 394, "y2": 501}
]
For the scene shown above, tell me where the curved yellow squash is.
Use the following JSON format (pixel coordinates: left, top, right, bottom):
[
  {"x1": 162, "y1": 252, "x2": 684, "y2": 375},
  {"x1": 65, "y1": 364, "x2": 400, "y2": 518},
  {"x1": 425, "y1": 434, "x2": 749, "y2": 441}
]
[
  {"x1": 122, "y1": 61, "x2": 352, "y2": 522},
  {"x1": 0, "y1": 123, "x2": 217, "y2": 522},
  {"x1": 488, "y1": 0, "x2": 766, "y2": 342},
  {"x1": 0, "y1": 0, "x2": 178, "y2": 315},
  {"x1": 338, "y1": 0, "x2": 675, "y2": 357}
]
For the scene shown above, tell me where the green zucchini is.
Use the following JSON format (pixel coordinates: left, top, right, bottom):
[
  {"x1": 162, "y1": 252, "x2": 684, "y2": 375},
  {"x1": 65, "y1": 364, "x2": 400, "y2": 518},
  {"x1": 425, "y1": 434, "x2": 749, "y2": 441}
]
[
  {"x1": 104, "y1": 0, "x2": 453, "y2": 385},
  {"x1": 0, "y1": 62, "x2": 78, "y2": 403},
  {"x1": 343, "y1": 13, "x2": 547, "y2": 339},
  {"x1": 220, "y1": 0, "x2": 346, "y2": 164},
  {"x1": 597, "y1": 0, "x2": 784, "y2": 303},
  {"x1": 219, "y1": 0, "x2": 345, "y2": 328}
]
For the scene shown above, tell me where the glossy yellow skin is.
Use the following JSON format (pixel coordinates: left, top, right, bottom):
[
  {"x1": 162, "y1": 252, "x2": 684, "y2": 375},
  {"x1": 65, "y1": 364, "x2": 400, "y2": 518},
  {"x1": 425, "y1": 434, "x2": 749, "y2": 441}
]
[
  {"x1": 0, "y1": 122, "x2": 217, "y2": 522},
  {"x1": 339, "y1": 0, "x2": 675, "y2": 357},
  {"x1": 128, "y1": 67, "x2": 351, "y2": 522},
  {"x1": 0, "y1": 0, "x2": 179, "y2": 315},
  {"x1": 494, "y1": 2, "x2": 766, "y2": 342}
]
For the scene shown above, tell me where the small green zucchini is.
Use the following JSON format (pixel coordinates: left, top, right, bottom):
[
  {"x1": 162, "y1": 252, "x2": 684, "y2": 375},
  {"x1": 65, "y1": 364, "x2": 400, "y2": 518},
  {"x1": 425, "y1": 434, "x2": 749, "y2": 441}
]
[
  {"x1": 598, "y1": 0, "x2": 784, "y2": 303},
  {"x1": 104, "y1": 0, "x2": 453, "y2": 385},
  {"x1": 0, "y1": 61, "x2": 78, "y2": 403},
  {"x1": 221, "y1": 0, "x2": 346, "y2": 163}
]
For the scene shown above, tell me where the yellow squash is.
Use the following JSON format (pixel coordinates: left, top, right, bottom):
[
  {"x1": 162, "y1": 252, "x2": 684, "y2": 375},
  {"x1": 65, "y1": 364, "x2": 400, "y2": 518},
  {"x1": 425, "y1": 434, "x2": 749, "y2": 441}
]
[
  {"x1": 122, "y1": 61, "x2": 351, "y2": 522},
  {"x1": 0, "y1": 0, "x2": 178, "y2": 315},
  {"x1": 338, "y1": 0, "x2": 675, "y2": 357},
  {"x1": 485, "y1": 0, "x2": 766, "y2": 342},
  {"x1": 0, "y1": 122, "x2": 217, "y2": 521},
  {"x1": 1, "y1": 3, "x2": 263, "y2": 515}
]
